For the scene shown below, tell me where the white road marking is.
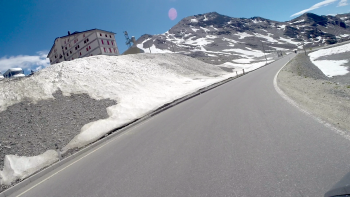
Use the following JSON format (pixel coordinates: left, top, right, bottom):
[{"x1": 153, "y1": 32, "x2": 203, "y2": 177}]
[{"x1": 273, "y1": 55, "x2": 350, "y2": 141}]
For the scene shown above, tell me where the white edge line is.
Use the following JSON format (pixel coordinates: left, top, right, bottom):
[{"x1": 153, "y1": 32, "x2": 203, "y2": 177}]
[{"x1": 273, "y1": 55, "x2": 350, "y2": 141}]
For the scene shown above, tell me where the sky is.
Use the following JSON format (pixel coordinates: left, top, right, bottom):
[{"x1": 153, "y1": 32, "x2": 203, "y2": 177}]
[{"x1": 0, "y1": 0, "x2": 349, "y2": 74}]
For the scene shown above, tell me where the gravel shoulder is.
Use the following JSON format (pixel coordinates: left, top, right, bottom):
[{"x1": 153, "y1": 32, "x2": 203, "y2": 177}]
[{"x1": 277, "y1": 53, "x2": 350, "y2": 132}]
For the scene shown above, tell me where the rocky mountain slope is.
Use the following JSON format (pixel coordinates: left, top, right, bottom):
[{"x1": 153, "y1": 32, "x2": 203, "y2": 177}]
[{"x1": 136, "y1": 12, "x2": 350, "y2": 64}]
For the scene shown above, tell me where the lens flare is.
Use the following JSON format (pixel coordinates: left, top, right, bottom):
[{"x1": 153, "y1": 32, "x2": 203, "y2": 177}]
[{"x1": 168, "y1": 8, "x2": 177, "y2": 20}]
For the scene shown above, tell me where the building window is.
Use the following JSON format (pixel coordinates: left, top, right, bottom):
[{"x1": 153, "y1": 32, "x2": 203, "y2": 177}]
[
  {"x1": 105, "y1": 34, "x2": 107, "y2": 37},
  {"x1": 111, "y1": 41, "x2": 114, "y2": 45},
  {"x1": 104, "y1": 48, "x2": 106, "y2": 52},
  {"x1": 100, "y1": 33, "x2": 102, "y2": 36},
  {"x1": 86, "y1": 47, "x2": 88, "y2": 51},
  {"x1": 78, "y1": 45, "x2": 80, "y2": 48},
  {"x1": 109, "y1": 48, "x2": 112, "y2": 53},
  {"x1": 67, "y1": 53, "x2": 69, "y2": 56},
  {"x1": 110, "y1": 35, "x2": 112, "y2": 38},
  {"x1": 83, "y1": 34, "x2": 85, "y2": 37},
  {"x1": 65, "y1": 47, "x2": 67, "y2": 50},
  {"x1": 89, "y1": 46, "x2": 91, "y2": 49},
  {"x1": 80, "y1": 52, "x2": 81, "y2": 56},
  {"x1": 102, "y1": 40, "x2": 104, "y2": 44},
  {"x1": 107, "y1": 41, "x2": 110, "y2": 45},
  {"x1": 64, "y1": 41, "x2": 66, "y2": 44},
  {"x1": 70, "y1": 51, "x2": 72, "y2": 54},
  {"x1": 114, "y1": 48, "x2": 116, "y2": 53}
]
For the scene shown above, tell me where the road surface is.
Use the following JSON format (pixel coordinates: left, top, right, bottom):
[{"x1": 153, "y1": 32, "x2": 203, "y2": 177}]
[{"x1": 11, "y1": 54, "x2": 350, "y2": 196}]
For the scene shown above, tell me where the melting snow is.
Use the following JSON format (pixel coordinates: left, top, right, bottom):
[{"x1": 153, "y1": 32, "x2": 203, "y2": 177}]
[
  {"x1": 292, "y1": 19, "x2": 305, "y2": 24},
  {"x1": 308, "y1": 43, "x2": 350, "y2": 77},
  {"x1": 210, "y1": 25, "x2": 219, "y2": 31},
  {"x1": 190, "y1": 26, "x2": 200, "y2": 32},
  {"x1": 191, "y1": 18, "x2": 198, "y2": 23},
  {"x1": 232, "y1": 58, "x2": 254, "y2": 63},
  {"x1": 279, "y1": 37, "x2": 300, "y2": 45},
  {"x1": 254, "y1": 33, "x2": 281, "y2": 43},
  {"x1": 0, "y1": 150, "x2": 59, "y2": 185},
  {"x1": 203, "y1": 15, "x2": 208, "y2": 21},
  {"x1": 222, "y1": 48, "x2": 265, "y2": 57},
  {"x1": 200, "y1": 26, "x2": 210, "y2": 33},
  {"x1": 235, "y1": 32, "x2": 252, "y2": 39},
  {"x1": 311, "y1": 60, "x2": 349, "y2": 77}
]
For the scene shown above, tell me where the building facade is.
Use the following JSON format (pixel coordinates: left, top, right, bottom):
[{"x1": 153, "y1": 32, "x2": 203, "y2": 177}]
[{"x1": 47, "y1": 29, "x2": 119, "y2": 65}]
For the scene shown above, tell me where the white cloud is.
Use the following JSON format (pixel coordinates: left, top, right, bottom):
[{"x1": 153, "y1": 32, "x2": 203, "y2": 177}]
[
  {"x1": 338, "y1": 0, "x2": 348, "y2": 6},
  {"x1": 291, "y1": 0, "x2": 338, "y2": 17},
  {"x1": 0, "y1": 51, "x2": 49, "y2": 74}
]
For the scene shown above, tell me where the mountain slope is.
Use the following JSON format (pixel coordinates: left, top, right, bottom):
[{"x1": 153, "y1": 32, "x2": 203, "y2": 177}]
[{"x1": 135, "y1": 12, "x2": 350, "y2": 65}]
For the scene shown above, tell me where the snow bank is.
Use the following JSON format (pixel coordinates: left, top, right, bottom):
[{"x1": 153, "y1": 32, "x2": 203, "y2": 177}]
[
  {"x1": 220, "y1": 60, "x2": 272, "y2": 71},
  {"x1": 309, "y1": 60, "x2": 349, "y2": 77},
  {"x1": 0, "y1": 150, "x2": 58, "y2": 185},
  {"x1": 309, "y1": 43, "x2": 350, "y2": 58},
  {"x1": 0, "y1": 54, "x2": 232, "y2": 153},
  {"x1": 309, "y1": 43, "x2": 350, "y2": 77}
]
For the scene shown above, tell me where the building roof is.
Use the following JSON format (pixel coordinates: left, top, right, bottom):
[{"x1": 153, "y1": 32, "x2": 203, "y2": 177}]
[{"x1": 47, "y1": 28, "x2": 117, "y2": 57}]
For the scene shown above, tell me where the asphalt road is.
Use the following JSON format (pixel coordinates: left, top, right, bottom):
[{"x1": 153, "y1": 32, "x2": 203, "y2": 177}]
[{"x1": 11, "y1": 54, "x2": 350, "y2": 197}]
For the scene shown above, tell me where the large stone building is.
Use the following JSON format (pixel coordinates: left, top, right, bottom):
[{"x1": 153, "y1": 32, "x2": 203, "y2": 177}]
[{"x1": 47, "y1": 29, "x2": 119, "y2": 65}]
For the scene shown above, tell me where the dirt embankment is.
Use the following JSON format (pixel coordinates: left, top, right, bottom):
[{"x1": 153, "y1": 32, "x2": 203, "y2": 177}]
[{"x1": 277, "y1": 53, "x2": 350, "y2": 132}]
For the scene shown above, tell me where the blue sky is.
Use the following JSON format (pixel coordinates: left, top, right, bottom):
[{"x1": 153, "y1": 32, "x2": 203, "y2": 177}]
[{"x1": 0, "y1": 0, "x2": 349, "y2": 74}]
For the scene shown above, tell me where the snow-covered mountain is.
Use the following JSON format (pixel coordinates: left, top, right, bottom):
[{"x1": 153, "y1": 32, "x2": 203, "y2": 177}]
[{"x1": 136, "y1": 12, "x2": 350, "y2": 65}]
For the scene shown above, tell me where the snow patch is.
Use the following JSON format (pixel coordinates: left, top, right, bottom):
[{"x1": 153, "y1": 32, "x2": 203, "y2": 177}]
[
  {"x1": 0, "y1": 150, "x2": 59, "y2": 185},
  {"x1": 309, "y1": 43, "x2": 350, "y2": 58},
  {"x1": 222, "y1": 48, "x2": 265, "y2": 57},
  {"x1": 220, "y1": 61, "x2": 272, "y2": 72},
  {"x1": 210, "y1": 25, "x2": 219, "y2": 31},
  {"x1": 235, "y1": 32, "x2": 252, "y2": 39},
  {"x1": 254, "y1": 33, "x2": 281, "y2": 43},
  {"x1": 190, "y1": 26, "x2": 200, "y2": 32},
  {"x1": 222, "y1": 37, "x2": 238, "y2": 43},
  {"x1": 232, "y1": 58, "x2": 254, "y2": 63},
  {"x1": 310, "y1": 60, "x2": 349, "y2": 77},
  {"x1": 292, "y1": 19, "x2": 305, "y2": 24},
  {"x1": 191, "y1": 18, "x2": 198, "y2": 23},
  {"x1": 279, "y1": 37, "x2": 300, "y2": 45},
  {"x1": 200, "y1": 26, "x2": 210, "y2": 33},
  {"x1": 308, "y1": 43, "x2": 350, "y2": 77},
  {"x1": 203, "y1": 15, "x2": 208, "y2": 21}
]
